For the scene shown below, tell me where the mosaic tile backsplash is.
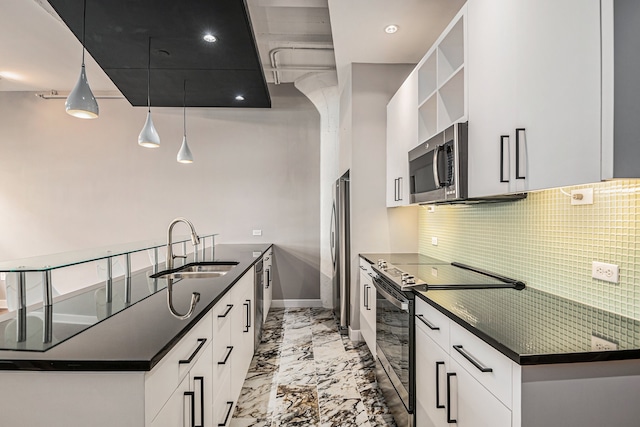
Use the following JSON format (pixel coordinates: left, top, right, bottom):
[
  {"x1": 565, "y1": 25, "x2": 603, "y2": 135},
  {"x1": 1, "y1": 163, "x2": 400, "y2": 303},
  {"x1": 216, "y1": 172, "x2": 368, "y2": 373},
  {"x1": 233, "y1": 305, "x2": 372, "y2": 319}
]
[{"x1": 418, "y1": 180, "x2": 640, "y2": 320}]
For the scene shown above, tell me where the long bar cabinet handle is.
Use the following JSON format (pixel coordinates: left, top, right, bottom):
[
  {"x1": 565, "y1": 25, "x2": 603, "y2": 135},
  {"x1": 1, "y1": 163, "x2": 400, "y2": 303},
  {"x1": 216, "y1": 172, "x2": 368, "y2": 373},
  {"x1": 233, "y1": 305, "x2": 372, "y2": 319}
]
[
  {"x1": 179, "y1": 338, "x2": 207, "y2": 364},
  {"x1": 416, "y1": 314, "x2": 440, "y2": 330},
  {"x1": 447, "y1": 372, "x2": 457, "y2": 424},
  {"x1": 452, "y1": 344, "x2": 493, "y2": 373},
  {"x1": 436, "y1": 361, "x2": 445, "y2": 409},
  {"x1": 218, "y1": 401, "x2": 234, "y2": 426},
  {"x1": 515, "y1": 128, "x2": 526, "y2": 179},
  {"x1": 193, "y1": 376, "x2": 204, "y2": 427},
  {"x1": 500, "y1": 135, "x2": 509, "y2": 183}
]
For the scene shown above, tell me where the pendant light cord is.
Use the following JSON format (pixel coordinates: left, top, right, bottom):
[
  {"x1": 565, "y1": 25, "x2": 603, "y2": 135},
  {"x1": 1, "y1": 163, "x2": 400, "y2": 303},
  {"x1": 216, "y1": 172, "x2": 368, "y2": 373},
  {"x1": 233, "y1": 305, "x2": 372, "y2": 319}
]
[
  {"x1": 81, "y1": 0, "x2": 86, "y2": 65},
  {"x1": 147, "y1": 37, "x2": 151, "y2": 113},
  {"x1": 183, "y1": 80, "x2": 187, "y2": 137}
]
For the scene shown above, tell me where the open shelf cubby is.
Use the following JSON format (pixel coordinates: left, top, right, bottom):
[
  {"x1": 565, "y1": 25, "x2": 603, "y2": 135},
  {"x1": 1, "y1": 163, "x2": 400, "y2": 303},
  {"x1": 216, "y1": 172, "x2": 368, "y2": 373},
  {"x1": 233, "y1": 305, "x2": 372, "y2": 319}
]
[
  {"x1": 437, "y1": 16, "x2": 464, "y2": 87},
  {"x1": 418, "y1": 93, "x2": 438, "y2": 142},
  {"x1": 418, "y1": 53, "x2": 437, "y2": 105},
  {"x1": 437, "y1": 67, "x2": 465, "y2": 130}
]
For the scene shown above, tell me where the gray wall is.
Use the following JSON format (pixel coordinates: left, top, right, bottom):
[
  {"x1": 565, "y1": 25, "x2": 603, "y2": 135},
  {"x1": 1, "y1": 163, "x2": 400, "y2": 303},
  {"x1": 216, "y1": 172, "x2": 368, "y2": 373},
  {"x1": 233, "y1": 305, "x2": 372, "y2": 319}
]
[
  {"x1": 339, "y1": 63, "x2": 420, "y2": 329},
  {"x1": 0, "y1": 85, "x2": 320, "y2": 301}
]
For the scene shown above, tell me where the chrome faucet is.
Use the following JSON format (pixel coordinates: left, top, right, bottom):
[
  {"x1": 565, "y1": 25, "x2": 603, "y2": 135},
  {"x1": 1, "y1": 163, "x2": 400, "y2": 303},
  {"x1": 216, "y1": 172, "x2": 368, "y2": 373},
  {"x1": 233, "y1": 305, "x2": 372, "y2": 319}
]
[
  {"x1": 165, "y1": 217, "x2": 201, "y2": 320},
  {"x1": 166, "y1": 217, "x2": 201, "y2": 271}
]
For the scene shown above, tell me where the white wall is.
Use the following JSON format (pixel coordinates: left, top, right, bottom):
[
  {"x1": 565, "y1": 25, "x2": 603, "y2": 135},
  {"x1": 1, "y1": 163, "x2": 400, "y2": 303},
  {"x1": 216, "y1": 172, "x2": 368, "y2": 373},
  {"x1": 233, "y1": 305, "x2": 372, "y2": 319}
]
[
  {"x1": 339, "y1": 63, "x2": 420, "y2": 329},
  {"x1": 0, "y1": 85, "x2": 321, "y2": 301}
]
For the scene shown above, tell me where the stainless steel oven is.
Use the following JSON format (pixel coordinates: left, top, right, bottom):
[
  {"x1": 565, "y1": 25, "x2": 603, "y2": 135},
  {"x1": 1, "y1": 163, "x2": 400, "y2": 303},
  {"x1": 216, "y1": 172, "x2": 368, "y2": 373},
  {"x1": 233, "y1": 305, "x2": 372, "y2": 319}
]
[{"x1": 373, "y1": 273, "x2": 415, "y2": 427}]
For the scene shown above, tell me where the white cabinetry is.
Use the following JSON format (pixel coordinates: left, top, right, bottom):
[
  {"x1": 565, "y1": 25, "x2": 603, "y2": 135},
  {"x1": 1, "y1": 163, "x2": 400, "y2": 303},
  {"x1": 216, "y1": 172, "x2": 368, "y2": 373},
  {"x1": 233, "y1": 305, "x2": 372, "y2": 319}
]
[
  {"x1": 386, "y1": 7, "x2": 466, "y2": 207},
  {"x1": 415, "y1": 298, "x2": 513, "y2": 427},
  {"x1": 467, "y1": 0, "x2": 601, "y2": 197},
  {"x1": 386, "y1": 73, "x2": 418, "y2": 207},
  {"x1": 230, "y1": 267, "x2": 255, "y2": 400},
  {"x1": 263, "y1": 248, "x2": 273, "y2": 321},
  {"x1": 358, "y1": 257, "x2": 376, "y2": 355}
]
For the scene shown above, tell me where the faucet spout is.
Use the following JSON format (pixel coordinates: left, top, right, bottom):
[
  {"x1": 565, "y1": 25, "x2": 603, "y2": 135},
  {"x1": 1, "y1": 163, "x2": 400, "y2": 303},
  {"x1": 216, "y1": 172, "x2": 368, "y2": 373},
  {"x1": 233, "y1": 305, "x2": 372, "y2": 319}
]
[
  {"x1": 166, "y1": 217, "x2": 200, "y2": 271},
  {"x1": 165, "y1": 217, "x2": 201, "y2": 319}
]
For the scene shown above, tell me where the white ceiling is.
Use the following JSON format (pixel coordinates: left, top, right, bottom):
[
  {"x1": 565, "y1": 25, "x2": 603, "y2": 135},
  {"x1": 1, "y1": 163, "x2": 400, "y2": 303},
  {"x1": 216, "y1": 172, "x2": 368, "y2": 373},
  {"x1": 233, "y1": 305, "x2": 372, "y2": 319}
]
[{"x1": 0, "y1": 0, "x2": 465, "y2": 93}]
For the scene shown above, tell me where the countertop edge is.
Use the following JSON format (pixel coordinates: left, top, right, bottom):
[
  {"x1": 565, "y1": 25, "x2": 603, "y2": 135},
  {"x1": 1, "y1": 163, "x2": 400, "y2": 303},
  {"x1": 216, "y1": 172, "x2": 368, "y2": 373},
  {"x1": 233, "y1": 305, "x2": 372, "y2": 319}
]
[{"x1": 413, "y1": 291, "x2": 640, "y2": 365}]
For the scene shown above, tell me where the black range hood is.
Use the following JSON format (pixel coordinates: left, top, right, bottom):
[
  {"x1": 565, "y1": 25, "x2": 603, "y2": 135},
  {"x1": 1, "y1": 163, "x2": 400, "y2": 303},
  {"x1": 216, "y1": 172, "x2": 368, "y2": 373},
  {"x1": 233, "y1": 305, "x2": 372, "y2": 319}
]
[{"x1": 47, "y1": 0, "x2": 271, "y2": 108}]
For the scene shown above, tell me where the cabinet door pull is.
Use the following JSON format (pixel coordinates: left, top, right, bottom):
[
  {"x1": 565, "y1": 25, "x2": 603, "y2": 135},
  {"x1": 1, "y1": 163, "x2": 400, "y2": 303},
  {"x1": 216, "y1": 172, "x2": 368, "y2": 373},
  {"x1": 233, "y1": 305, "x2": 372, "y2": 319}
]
[
  {"x1": 446, "y1": 372, "x2": 457, "y2": 424},
  {"x1": 397, "y1": 177, "x2": 403, "y2": 201},
  {"x1": 266, "y1": 269, "x2": 270, "y2": 289},
  {"x1": 360, "y1": 265, "x2": 367, "y2": 271},
  {"x1": 193, "y1": 376, "x2": 204, "y2": 427},
  {"x1": 500, "y1": 135, "x2": 509, "y2": 183},
  {"x1": 515, "y1": 128, "x2": 526, "y2": 179},
  {"x1": 218, "y1": 304, "x2": 233, "y2": 318},
  {"x1": 218, "y1": 401, "x2": 234, "y2": 426},
  {"x1": 243, "y1": 302, "x2": 250, "y2": 332},
  {"x1": 218, "y1": 346, "x2": 234, "y2": 365},
  {"x1": 179, "y1": 338, "x2": 207, "y2": 364},
  {"x1": 366, "y1": 285, "x2": 372, "y2": 310},
  {"x1": 453, "y1": 344, "x2": 493, "y2": 373},
  {"x1": 184, "y1": 391, "x2": 195, "y2": 427},
  {"x1": 435, "y1": 361, "x2": 445, "y2": 409},
  {"x1": 416, "y1": 314, "x2": 440, "y2": 330},
  {"x1": 246, "y1": 299, "x2": 252, "y2": 328}
]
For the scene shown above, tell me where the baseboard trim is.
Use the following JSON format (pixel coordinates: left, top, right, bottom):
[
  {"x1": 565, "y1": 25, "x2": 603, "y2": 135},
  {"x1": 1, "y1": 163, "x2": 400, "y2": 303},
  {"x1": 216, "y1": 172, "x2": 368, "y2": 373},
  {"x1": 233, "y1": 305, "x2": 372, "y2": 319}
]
[
  {"x1": 349, "y1": 327, "x2": 362, "y2": 342},
  {"x1": 271, "y1": 299, "x2": 323, "y2": 308}
]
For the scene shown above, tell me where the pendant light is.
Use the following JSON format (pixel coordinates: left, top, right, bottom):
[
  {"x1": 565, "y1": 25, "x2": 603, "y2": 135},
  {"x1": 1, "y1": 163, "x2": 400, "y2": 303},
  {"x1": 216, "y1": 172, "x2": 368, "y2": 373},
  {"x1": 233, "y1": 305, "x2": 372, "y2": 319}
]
[
  {"x1": 65, "y1": 0, "x2": 99, "y2": 119},
  {"x1": 177, "y1": 80, "x2": 194, "y2": 163},
  {"x1": 138, "y1": 37, "x2": 160, "y2": 148}
]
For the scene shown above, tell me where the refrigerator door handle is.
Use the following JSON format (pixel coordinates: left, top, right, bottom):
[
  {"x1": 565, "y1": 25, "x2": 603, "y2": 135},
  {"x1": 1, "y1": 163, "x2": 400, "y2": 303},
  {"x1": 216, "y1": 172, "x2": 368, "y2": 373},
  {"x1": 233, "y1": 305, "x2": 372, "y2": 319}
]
[{"x1": 330, "y1": 201, "x2": 337, "y2": 268}]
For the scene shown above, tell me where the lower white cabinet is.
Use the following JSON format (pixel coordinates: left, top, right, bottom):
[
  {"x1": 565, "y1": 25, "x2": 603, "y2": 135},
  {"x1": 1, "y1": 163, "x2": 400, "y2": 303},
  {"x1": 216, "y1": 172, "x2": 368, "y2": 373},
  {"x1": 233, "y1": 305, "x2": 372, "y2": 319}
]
[
  {"x1": 263, "y1": 248, "x2": 273, "y2": 322},
  {"x1": 358, "y1": 257, "x2": 376, "y2": 355},
  {"x1": 230, "y1": 267, "x2": 255, "y2": 400},
  {"x1": 415, "y1": 298, "x2": 513, "y2": 427}
]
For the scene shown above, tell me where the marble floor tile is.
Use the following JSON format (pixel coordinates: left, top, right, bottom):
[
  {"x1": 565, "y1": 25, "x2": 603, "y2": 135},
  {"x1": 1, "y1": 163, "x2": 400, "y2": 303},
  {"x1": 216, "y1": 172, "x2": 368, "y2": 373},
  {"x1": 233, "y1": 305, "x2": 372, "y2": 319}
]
[
  {"x1": 273, "y1": 384, "x2": 320, "y2": 426},
  {"x1": 232, "y1": 307, "x2": 396, "y2": 427}
]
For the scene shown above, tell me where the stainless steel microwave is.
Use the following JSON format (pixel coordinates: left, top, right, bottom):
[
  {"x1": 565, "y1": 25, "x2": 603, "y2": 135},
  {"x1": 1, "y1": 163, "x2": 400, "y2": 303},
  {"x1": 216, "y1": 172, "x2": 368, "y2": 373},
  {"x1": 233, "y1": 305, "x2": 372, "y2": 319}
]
[{"x1": 409, "y1": 122, "x2": 468, "y2": 204}]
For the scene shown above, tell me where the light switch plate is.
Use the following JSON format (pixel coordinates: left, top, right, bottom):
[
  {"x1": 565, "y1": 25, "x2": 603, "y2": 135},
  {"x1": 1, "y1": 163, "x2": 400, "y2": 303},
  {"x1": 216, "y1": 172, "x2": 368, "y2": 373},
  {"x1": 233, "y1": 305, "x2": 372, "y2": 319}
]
[{"x1": 431, "y1": 237, "x2": 438, "y2": 246}]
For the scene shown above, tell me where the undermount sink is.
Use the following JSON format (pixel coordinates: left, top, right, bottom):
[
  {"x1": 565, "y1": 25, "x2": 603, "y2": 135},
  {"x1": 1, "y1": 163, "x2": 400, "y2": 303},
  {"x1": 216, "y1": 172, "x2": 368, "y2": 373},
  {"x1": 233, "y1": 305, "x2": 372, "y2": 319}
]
[{"x1": 152, "y1": 261, "x2": 239, "y2": 280}]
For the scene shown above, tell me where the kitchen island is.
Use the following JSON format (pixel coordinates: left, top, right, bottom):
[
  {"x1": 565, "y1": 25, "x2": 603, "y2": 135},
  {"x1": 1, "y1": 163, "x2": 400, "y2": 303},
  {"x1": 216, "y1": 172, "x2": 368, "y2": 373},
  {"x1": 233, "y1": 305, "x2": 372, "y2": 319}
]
[{"x1": 0, "y1": 243, "x2": 271, "y2": 427}]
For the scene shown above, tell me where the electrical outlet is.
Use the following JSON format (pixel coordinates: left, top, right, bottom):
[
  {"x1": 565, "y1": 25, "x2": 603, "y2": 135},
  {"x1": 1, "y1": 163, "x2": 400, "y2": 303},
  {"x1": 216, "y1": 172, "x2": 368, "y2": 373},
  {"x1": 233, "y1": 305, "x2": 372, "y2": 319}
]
[
  {"x1": 592, "y1": 261, "x2": 619, "y2": 283},
  {"x1": 252, "y1": 229, "x2": 262, "y2": 236},
  {"x1": 571, "y1": 188, "x2": 593, "y2": 205},
  {"x1": 431, "y1": 237, "x2": 438, "y2": 246},
  {"x1": 591, "y1": 334, "x2": 618, "y2": 351}
]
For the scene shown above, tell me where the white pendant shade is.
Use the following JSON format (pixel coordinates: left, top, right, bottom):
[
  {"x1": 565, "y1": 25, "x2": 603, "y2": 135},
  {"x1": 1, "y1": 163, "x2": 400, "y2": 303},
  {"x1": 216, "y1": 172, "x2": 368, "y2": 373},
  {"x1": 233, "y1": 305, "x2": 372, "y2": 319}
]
[
  {"x1": 177, "y1": 136, "x2": 194, "y2": 163},
  {"x1": 138, "y1": 111, "x2": 160, "y2": 148},
  {"x1": 65, "y1": 64, "x2": 99, "y2": 119}
]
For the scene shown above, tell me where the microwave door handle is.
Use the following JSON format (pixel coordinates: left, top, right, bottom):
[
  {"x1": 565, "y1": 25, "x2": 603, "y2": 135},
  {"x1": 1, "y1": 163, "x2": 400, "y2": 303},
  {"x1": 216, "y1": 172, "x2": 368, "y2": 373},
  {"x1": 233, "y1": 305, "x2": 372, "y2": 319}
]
[{"x1": 432, "y1": 147, "x2": 440, "y2": 188}]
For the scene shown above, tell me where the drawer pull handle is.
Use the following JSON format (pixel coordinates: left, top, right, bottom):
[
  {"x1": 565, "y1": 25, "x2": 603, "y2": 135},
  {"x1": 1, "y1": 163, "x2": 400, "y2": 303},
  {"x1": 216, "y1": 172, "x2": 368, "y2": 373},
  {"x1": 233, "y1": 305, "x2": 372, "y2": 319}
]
[
  {"x1": 179, "y1": 338, "x2": 207, "y2": 364},
  {"x1": 500, "y1": 135, "x2": 509, "y2": 183},
  {"x1": 416, "y1": 314, "x2": 440, "y2": 330},
  {"x1": 184, "y1": 391, "x2": 195, "y2": 427},
  {"x1": 218, "y1": 346, "x2": 234, "y2": 365},
  {"x1": 446, "y1": 372, "x2": 457, "y2": 424},
  {"x1": 360, "y1": 265, "x2": 367, "y2": 271},
  {"x1": 218, "y1": 304, "x2": 233, "y2": 318},
  {"x1": 452, "y1": 345, "x2": 493, "y2": 373},
  {"x1": 515, "y1": 128, "x2": 526, "y2": 179},
  {"x1": 193, "y1": 376, "x2": 204, "y2": 427},
  {"x1": 218, "y1": 401, "x2": 234, "y2": 426},
  {"x1": 435, "y1": 361, "x2": 445, "y2": 409}
]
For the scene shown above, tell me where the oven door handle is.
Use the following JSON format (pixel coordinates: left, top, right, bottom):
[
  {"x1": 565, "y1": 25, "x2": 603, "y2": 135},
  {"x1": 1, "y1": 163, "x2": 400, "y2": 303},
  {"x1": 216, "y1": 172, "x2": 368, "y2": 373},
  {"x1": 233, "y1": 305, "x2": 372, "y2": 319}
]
[{"x1": 372, "y1": 278, "x2": 409, "y2": 312}]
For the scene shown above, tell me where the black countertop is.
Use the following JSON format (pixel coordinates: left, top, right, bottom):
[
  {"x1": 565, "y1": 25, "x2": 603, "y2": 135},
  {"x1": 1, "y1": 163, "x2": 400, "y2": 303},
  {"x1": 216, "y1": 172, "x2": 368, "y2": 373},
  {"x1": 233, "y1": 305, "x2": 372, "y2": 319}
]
[
  {"x1": 359, "y1": 252, "x2": 640, "y2": 365},
  {"x1": 0, "y1": 244, "x2": 271, "y2": 371},
  {"x1": 415, "y1": 286, "x2": 640, "y2": 365}
]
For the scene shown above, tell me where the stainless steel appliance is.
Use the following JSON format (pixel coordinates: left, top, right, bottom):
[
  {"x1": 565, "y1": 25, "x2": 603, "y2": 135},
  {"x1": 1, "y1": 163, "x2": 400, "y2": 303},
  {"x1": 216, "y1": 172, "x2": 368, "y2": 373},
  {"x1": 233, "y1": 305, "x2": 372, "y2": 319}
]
[
  {"x1": 254, "y1": 259, "x2": 264, "y2": 349},
  {"x1": 409, "y1": 122, "x2": 468, "y2": 204},
  {"x1": 371, "y1": 258, "x2": 524, "y2": 427},
  {"x1": 331, "y1": 171, "x2": 350, "y2": 335}
]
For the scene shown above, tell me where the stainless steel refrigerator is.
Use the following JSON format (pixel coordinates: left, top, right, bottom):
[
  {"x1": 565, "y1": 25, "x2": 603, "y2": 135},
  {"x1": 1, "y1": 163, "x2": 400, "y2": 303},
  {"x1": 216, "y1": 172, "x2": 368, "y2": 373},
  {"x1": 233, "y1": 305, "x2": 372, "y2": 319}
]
[{"x1": 331, "y1": 171, "x2": 350, "y2": 335}]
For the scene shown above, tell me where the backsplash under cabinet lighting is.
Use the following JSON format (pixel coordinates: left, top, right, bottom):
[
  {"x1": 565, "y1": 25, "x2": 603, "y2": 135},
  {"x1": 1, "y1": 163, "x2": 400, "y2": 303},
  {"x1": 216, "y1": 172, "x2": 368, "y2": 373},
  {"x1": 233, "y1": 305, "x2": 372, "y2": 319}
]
[{"x1": 418, "y1": 180, "x2": 640, "y2": 320}]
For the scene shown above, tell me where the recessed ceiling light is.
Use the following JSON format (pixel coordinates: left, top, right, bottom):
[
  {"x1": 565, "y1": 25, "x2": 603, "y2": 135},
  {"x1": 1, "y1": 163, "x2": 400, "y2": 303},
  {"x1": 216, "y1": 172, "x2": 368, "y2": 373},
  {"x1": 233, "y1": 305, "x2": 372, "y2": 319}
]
[
  {"x1": 235, "y1": 95, "x2": 245, "y2": 101},
  {"x1": 0, "y1": 71, "x2": 24, "y2": 81},
  {"x1": 203, "y1": 34, "x2": 217, "y2": 43},
  {"x1": 385, "y1": 24, "x2": 399, "y2": 34}
]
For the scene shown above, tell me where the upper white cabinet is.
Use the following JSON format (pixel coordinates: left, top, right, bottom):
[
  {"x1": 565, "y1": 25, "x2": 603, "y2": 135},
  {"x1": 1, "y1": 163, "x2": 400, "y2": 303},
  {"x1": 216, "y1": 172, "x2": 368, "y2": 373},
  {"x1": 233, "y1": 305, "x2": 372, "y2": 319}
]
[
  {"x1": 467, "y1": 0, "x2": 602, "y2": 197},
  {"x1": 387, "y1": 72, "x2": 418, "y2": 207},
  {"x1": 387, "y1": 7, "x2": 467, "y2": 207}
]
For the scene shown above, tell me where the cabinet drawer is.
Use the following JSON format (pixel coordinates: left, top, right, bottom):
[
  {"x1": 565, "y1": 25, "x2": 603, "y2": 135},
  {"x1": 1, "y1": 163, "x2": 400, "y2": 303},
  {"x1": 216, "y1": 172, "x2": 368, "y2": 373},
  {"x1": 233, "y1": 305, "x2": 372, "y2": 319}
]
[
  {"x1": 415, "y1": 298, "x2": 450, "y2": 352},
  {"x1": 145, "y1": 311, "x2": 213, "y2": 422},
  {"x1": 449, "y1": 323, "x2": 513, "y2": 408},
  {"x1": 213, "y1": 367, "x2": 234, "y2": 427}
]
